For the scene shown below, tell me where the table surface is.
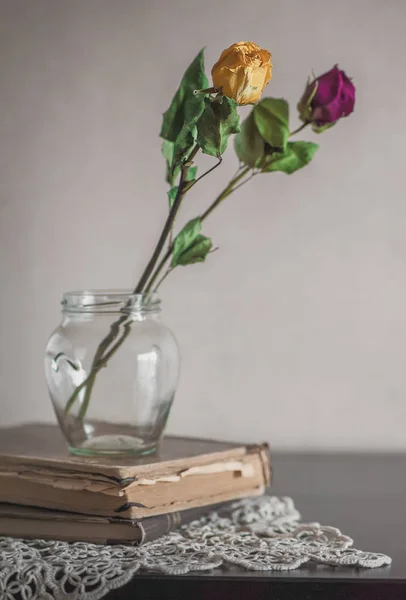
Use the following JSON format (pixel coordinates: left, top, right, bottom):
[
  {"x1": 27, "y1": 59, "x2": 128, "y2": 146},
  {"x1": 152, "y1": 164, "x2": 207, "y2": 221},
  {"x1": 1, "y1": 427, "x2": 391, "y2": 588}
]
[{"x1": 105, "y1": 451, "x2": 406, "y2": 600}]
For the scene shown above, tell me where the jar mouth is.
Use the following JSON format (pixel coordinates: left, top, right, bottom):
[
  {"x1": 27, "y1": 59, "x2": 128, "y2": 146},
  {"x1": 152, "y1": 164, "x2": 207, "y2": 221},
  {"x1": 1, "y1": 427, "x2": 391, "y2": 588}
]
[{"x1": 62, "y1": 290, "x2": 160, "y2": 314}]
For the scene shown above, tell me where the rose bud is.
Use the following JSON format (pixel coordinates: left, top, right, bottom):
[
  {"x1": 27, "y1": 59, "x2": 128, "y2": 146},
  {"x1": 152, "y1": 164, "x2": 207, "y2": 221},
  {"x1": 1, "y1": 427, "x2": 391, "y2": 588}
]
[
  {"x1": 298, "y1": 66, "x2": 355, "y2": 130},
  {"x1": 211, "y1": 41, "x2": 272, "y2": 105}
]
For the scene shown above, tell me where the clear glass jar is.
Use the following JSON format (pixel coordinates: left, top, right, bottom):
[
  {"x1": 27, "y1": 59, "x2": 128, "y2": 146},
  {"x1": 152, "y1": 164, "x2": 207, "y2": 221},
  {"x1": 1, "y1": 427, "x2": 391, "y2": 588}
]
[{"x1": 44, "y1": 291, "x2": 180, "y2": 456}]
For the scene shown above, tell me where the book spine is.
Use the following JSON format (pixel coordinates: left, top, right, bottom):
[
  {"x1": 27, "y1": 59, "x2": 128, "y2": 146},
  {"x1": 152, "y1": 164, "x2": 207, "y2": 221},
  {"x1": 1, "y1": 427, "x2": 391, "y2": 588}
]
[{"x1": 134, "y1": 502, "x2": 230, "y2": 544}]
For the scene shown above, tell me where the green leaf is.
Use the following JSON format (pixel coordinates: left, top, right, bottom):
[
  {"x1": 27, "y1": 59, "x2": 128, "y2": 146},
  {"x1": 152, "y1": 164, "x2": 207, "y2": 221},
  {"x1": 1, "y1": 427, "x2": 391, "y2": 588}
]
[
  {"x1": 160, "y1": 49, "x2": 208, "y2": 179},
  {"x1": 162, "y1": 139, "x2": 174, "y2": 166},
  {"x1": 262, "y1": 141, "x2": 319, "y2": 175},
  {"x1": 167, "y1": 186, "x2": 178, "y2": 208},
  {"x1": 254, "y1": 98, "x2": 290, "y2": 150},
  {"x1": 160, "y1": 49, "x2": 209, "y2": 143},
  {"x1": 197, "y1": 97, "x2": 240, "y2": 157},
  {"x1": 234, "y1": 112, "x2": 265, "y2": 167},
  {"x1": 172, "y1": 128, "x2": 196, "y2": 173},
  {"x1": 171, "y1": 218, "x2": 201, "y2": 267},
  {"x1": 175, "y1": 234, "x2": 213, "y2": 266},
  {"x1": 161, "y1": 140, "x2": 179, "y2": 185}
]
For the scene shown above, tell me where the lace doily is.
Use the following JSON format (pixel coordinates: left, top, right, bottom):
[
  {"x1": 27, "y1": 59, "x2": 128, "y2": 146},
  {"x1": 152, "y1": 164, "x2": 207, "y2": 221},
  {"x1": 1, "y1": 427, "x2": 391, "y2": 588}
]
[{"x1": 0, "y1": 496, "x2": 391, "y2": 600}]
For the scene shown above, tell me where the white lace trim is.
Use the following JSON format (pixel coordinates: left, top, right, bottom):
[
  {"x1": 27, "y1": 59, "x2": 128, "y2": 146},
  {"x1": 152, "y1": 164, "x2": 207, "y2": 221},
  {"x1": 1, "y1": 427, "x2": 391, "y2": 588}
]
[{"x1": 0, "y1": 497, "x2": 391, "y2": 600}]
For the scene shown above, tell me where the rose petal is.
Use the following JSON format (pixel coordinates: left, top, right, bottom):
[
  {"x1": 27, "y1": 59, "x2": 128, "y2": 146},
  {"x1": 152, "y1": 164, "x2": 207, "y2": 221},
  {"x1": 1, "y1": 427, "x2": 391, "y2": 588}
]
[
  {"x1": 312, "y1": 66, "x2": 342, "y2": 107},
  {"x1": 312, "y1": 100, "x2": 345, "y2": 124},
  {"x1": 212, "y1": 41, "x2": 272, "y2": 105},
  {"x1": 309, "y1": 66, "x2": 355, "y2": 124},
  {"x1": 340, "y1": 71, "x2": 356, "y2": 115}
]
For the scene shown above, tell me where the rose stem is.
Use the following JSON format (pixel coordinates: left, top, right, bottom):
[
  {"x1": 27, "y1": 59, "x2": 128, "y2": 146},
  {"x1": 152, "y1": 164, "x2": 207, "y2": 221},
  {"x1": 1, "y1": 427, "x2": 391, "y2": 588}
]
[
  {"x1": 65, "y1": 145, "x2": 200, "y2": 416},
  {"x1": 145, "y1": 123, "x2": 312, "y2": 295},
  {"x1": 290, "y1": 122, "x2": 310, "y2": 136},
  {"x1": 144, "y1": 165, "x2": 251, "y2": 293},
  {"x1": 133, "y1": 144, "x2": 200, "y2": 293}
]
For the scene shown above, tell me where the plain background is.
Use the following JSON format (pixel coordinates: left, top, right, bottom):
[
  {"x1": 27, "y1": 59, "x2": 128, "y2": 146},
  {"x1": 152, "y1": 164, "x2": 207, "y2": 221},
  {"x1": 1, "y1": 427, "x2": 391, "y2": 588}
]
[{"x1": 1, "y1": 0, "x2": 405, "y2": 450}]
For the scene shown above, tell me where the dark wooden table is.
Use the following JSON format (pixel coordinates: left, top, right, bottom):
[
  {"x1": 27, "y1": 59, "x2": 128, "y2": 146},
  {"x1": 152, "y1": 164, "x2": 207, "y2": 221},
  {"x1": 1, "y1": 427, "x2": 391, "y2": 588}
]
[{"x1": 106, "y1": 452, "x2": 406, "y2": 600}]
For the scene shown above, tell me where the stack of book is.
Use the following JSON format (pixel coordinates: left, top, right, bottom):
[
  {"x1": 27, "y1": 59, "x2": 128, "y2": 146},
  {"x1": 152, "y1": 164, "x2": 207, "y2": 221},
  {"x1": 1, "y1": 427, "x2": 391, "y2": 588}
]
[{"x1": 0, "y1": 424, "x2": 271, "y2": 544}]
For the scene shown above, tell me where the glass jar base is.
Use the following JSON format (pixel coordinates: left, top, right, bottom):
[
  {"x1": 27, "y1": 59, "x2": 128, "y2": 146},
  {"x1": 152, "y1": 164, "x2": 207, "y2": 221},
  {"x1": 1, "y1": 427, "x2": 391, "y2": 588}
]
[
  {"x1": 68, "y1": 434, "x2": 157, "y2": 457},
  {"x1": 45, "y1": 290, "x2": 180, "y2": 460}
]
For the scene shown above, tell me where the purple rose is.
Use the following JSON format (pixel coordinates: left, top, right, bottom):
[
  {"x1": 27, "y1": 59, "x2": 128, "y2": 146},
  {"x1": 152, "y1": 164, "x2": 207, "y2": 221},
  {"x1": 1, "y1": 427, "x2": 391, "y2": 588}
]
[{"x1": 298, "y1": 66, "x2": 355, "y2": 127}]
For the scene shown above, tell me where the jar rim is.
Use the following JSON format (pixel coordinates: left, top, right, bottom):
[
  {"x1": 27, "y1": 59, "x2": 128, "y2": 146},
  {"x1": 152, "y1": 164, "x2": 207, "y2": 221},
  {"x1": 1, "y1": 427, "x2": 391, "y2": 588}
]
[{"x1": 61, "y1": 290, "x2": 160, "y2": 314}]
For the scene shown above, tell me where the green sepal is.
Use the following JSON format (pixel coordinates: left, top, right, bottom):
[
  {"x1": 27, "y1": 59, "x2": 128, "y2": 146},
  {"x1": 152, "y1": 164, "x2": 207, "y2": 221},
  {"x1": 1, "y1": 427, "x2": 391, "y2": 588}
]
[
  {"x1": 297, "y1": 79, "x2": 318, "y2": 123},
  {"x1": 253, "y1": 98, "x2": 289, "y2": 150},
  {"x1": 311, "y1": 121, "x2": 336, "y2": 134},
  {"x1": 234, "y1": 112, "x2": 265, "y2": 167},
  {"x1": 197, "y1": 96, "x2": 240, "y2": 157},
  {"x1": 262, "y1": 141, "x2": 319, "y2": 174}
]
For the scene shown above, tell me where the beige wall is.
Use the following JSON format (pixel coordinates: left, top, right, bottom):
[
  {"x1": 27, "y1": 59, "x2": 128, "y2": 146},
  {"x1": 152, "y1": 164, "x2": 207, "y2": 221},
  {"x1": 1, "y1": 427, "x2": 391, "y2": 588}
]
[{"x1": 1, "y1": 0, "x2": 406, "y2": 449}]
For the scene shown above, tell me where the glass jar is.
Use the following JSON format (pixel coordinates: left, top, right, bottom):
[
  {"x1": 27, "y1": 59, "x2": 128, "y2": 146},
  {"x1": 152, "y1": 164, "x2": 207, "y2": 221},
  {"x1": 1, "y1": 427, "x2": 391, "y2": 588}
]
[{"x1": 44, "y1": 291, "x2": 180, "y2": 456}]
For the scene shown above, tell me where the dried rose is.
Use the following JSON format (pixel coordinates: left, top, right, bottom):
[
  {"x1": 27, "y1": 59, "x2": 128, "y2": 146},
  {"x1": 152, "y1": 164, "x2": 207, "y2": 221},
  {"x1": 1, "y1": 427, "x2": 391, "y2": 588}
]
[
  {"x1": 298, "y1": 66, "x2": 355, "y2": 129},
  {"x1": 211, "y1": 41, "x2": 272, "y2": 105}
]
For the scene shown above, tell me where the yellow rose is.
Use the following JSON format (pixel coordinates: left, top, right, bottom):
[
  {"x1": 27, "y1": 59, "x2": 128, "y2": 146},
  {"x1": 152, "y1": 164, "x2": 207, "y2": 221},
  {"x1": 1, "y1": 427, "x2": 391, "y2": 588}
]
[{"x1": 211, "y1": 41, "x2": 272, "y2": 105}]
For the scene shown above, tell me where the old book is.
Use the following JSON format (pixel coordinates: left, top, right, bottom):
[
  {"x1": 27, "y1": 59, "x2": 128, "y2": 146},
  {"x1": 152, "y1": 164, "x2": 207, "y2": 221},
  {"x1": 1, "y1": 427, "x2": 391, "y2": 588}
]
[
  {"x1": 0, "y1": 424, "x2": 271, "y2": 519},
  {"x1": 0, "y1": 502, "x2": 231, "y2": 545}
]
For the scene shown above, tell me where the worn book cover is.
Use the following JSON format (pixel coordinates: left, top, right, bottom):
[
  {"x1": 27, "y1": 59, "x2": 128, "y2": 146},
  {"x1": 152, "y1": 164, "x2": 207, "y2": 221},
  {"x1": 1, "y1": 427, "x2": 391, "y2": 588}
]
[
  {"x1": 0, "y1": 501, "x2": 232, "y2": 545},
  {"x1": 0, "y1": 424, "x2": 271, "y2": 519}
]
